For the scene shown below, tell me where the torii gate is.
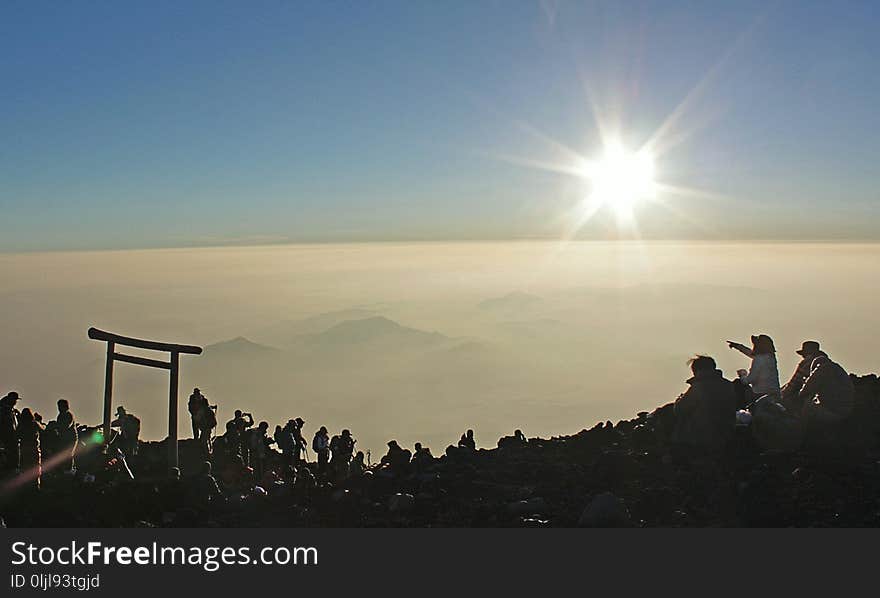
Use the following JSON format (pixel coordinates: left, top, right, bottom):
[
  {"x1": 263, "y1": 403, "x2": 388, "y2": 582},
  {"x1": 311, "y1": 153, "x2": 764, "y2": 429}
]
[{"x1": 88, "y1": 327, "x2": 202, "y2": 468}]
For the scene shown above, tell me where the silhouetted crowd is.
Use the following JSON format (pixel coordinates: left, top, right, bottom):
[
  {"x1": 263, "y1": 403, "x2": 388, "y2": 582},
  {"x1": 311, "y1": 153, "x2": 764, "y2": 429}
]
[
  {"x1": 0, "y1": 384, "x2": 505, "y2": 515},
  {"x1": 673, "y1": 336, "x2": 855, "y2": 453},
  {"x1": 0, "y1": 335, "x2": 867, "y2": 526}
]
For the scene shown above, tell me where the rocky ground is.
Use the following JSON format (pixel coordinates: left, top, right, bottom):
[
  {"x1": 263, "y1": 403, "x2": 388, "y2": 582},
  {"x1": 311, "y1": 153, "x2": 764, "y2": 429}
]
[{"x1": 4, "y1": 374, "x2": 880, "y2": 527}]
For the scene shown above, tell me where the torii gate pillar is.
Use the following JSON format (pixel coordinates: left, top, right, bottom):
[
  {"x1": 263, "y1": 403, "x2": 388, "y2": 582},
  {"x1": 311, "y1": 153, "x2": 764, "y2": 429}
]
[{"x1": 88, "y1": 327, "x2": 202, "y2": 469}]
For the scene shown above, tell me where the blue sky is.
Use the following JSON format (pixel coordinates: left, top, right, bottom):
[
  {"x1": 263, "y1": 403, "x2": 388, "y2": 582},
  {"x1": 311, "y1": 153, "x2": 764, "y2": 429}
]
[{"x1": 2, "y1": 1, "x2": 879, "y2": 251}]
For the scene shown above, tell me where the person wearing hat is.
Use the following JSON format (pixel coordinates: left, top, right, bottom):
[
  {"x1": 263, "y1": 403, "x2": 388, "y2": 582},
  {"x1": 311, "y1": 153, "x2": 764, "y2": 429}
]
[
  {"x1": 111, "y1": 406, "x2": 141, "y2": 458},
  {"x1": 781, "y1": 341, "x2": 827, "y2": 408},
  {"x1": 0, "y1": 391, "x2": 21, "y2": 473},
  {"x1": 727, "y1": 334, "x2": 780, "y2": 403},
  {"x1": 798, "y1": 353, "x2": 855, "y2": 425}
]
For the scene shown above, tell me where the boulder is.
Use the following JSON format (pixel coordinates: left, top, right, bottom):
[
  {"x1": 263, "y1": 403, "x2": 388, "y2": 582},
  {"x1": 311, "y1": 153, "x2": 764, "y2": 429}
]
[{"x1": 578, "y1": 492, "x2": 632, "y2": 527}]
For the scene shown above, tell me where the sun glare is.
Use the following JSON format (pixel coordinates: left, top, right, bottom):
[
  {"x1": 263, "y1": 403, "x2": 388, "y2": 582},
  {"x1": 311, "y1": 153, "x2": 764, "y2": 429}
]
[{"x1": 582, "y1": 141, "x2": 656, "y2": 220}]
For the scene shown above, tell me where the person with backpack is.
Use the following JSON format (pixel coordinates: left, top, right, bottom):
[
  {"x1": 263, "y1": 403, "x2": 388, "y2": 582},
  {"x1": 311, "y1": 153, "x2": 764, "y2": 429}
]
[
  {"x1": 312, "y1": 426, "x2": 330, "y2": 473},
  {"x1": 188, "y1": 388, "x2": 209, "y2": 440},
  {"x1": 196, "y1": 401, "x2": 218, "y2": 455}
]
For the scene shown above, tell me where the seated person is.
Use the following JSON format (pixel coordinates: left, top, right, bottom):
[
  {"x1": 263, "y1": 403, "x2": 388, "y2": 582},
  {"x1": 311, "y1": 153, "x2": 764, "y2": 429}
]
[
  {"x1": 781, "y1": 341, "x2": 826, "y2": 407},
  {"x1": 411, "y1": 442, "x2": 435, "y2": 472},
  {"x1": 672, "y1": 355, "x2": 737, "y2": 451},
  {"x1": 380, "y1": 440, "x2": 411, "y2": 474},
  {"x1": 798, "y1": 355, "x2": 854, "y2": 425}
]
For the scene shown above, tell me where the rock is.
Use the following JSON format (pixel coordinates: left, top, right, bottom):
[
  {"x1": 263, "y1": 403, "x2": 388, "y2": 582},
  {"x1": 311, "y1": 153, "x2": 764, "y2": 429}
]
[
  {"x1": 388, "y1": 493, "x2": 415, "y2": 513},
  {"x1": 507, "y1": 497, "x2": 547, "y2": 515},
  {"x1": 578, "y1": 492, "x2": 632, "y2": 527},
  {"x1": 331, "y1": 488, "x2": 351, "y2": 502}
]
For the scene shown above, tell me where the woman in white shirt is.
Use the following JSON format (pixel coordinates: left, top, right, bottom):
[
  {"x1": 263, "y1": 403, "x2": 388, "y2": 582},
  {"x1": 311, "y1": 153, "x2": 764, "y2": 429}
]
[{"x1": 728, "y1": 334, "x2": 781, "y2": 399}]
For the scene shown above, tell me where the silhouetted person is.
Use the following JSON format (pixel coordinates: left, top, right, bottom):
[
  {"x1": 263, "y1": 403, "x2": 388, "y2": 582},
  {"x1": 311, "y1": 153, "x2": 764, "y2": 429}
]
[
  {"x1": 214, "y1": 420, "x2": 239, "y2": 459},
  {"x1": 192, "y1": 461, "x2": 221, "y2": 505},
  {"x1": 188, "y1": 388, "x2": 209, "y2": 440},
  {"x1": 0, "y1": 392, "x2": 21, "y2": 473},
  {"x1": 672, "y1": 355, "x2": 737, "y2": 451},
  {"x1": 412, "y1": 442, "x2": 435, "y2": 473},
  {"x1": 195, "y1": 401, "x2": 217, "y2": 456},
  {"x1": 350, "y1": 451, "x2": 366, "y2": 477},
  {"x1": 249, "y1": 421, "x2": 272, "y2": 479},
  {"x1": 55, "y1": 399, "x2": 78, "y2": 472},
  {"x1": 276, "y1": 421, "x2": 295, "y2": 465},
  {"x1": 798, "y1": 355, "x2": 854, "y2": 425},
  {"x1": 17, "y1": 408, "x2": 44, "y2": 490},
  {"x1": 312, "y1": 426, "x2": 330, "y2": 473},
  {"x1": 497, "y1": 429, "x2": 528, "y2": 449},
  {"x1": 380, "y1": 440, "x2": 411, "y2": 475},
  {"x1": 728, "y1": 334, "x2": 780, "y2": 405},
  {"x1": 273, "y1": 424, "x2": 284, "y2": 451},
  {"x1": 227, "y1": 410, "x2": 254, "y2": 465},
  {"x1": 458, "y1": 429, "x2": 476, "y2": 451},
  {"x1": 781, "y1": 341, "x2": 827, "y2": 408},
  {"x1": 330, "y1": 429, "x2": 355, "y2": 477},
  {"x1": 291, "y1": 418, "x2": 306, "y2": 464},
  {"x1": 111, "y1": 406, "x2": 141, "y2": 458}
]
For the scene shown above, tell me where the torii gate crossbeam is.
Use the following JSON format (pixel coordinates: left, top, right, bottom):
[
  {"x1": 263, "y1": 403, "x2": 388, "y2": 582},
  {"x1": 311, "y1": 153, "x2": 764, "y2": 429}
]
[{"x1": 88, "y1": 327, "x2": 202, "y2": 468}]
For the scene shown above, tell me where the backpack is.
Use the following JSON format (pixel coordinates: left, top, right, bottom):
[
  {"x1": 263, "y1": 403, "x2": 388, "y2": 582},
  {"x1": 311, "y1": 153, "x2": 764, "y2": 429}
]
[
  {"x1": 124, "y1": 414, "x2": 141, "y2": 437},
  {"x1": 202, "y1": 407, "x2": 217, "y2": 430}
]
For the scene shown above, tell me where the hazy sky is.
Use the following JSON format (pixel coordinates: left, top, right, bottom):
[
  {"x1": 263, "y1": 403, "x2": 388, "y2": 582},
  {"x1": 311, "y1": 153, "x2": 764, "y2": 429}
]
[{"x1": 3, "y1": 1, "x2": 880, "y2": 251}]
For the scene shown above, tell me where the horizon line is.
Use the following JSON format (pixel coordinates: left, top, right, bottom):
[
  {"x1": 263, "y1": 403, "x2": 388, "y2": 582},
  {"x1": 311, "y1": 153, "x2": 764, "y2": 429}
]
[{"x1": 4, "y1": 236, "x2": 880, "y2": 256}]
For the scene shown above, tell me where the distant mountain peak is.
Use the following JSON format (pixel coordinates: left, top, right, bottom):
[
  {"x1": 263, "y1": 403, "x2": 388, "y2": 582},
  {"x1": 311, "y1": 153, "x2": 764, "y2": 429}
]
[
  {"x1": 308, "y1": 316, "x2": 446, "y2": 346},
  {"x1": 204, "y1": 336, "x2": 279, "y2": 355}
]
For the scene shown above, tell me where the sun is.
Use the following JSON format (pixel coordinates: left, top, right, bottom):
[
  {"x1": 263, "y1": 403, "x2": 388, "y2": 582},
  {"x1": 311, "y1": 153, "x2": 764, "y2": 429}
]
[{"x1": 582, "y1": 141, "x2": 656, "y2": 220}]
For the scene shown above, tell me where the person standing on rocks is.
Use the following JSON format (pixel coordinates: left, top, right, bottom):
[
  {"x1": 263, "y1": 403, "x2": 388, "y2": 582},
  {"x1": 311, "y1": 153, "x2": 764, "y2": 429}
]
[
  {"x1": 226, "y1": 410, "x2": 254, "y2": 465},
  {"x1": 0, "y1": 391, "x2": 21, "y2": 474},
  {"x1": 312, "y1": 426, "x2": 330, "y2": 474},
  {"x1": 291, "y1": 417, "x2": 306, "y2": 464},
  {"x1": 188, "y1": 388, "x2": 209, "y2": 440},
  {"x1": 17, "y1": 407, "x2": 44, "y2": 489},
  {"x1": 248, "y1": 421, "x2": 272, "y2": 480},
  {"x1": 111, "y1": 406, "x2": 141, "y2": 458},
  {"x1": 55, "y1": 399, "x2": 78, "y2": 472}
]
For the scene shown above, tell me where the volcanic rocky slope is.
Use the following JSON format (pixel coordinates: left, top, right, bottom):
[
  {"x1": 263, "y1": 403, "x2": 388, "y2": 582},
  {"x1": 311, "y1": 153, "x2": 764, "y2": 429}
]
[{"x1": 6, "y1": 375, "x2": 880, "y2": 527}]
